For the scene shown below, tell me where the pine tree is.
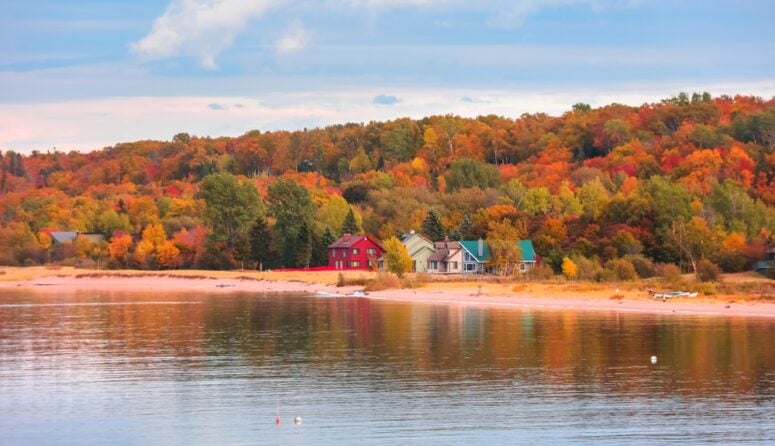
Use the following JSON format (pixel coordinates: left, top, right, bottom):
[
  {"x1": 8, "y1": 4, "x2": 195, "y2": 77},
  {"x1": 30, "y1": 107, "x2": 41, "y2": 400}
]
[
  {"x1": 421, "y1": 208, "x2": 446, "y2": 242},
  {"x1": 249, "y1": 217, "x2": 273, "y2": 271},
  {"x1": 315, "y1": 226, "x2": 337, "y2": 266},
  {"x1": 295, "y1": 222, "x2": 312, "y2": 269},
  {"x1": 341, "y1": 207, "x2": 361, "y2": 235}
]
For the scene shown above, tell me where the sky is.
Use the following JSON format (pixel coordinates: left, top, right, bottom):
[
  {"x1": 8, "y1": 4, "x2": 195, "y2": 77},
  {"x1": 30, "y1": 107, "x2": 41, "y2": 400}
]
[{"x1": 1, "y1": 0, "x2": 774, "y2": 152}]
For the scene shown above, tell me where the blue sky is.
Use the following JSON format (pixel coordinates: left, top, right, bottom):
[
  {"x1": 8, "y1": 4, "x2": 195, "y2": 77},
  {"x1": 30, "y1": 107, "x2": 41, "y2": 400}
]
[{"x1": 1, "y1": 0, "x2": 773, "y2": 152}]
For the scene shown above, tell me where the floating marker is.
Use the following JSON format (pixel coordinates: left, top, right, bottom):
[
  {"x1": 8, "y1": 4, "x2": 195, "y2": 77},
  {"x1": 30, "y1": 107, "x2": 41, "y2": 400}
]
[
  {"x1": 294, "y1": 416, "x2": 303, "y2": 425},
  {"x1": 650, "y1": 355, "x2": 657, "y2": 364},
  {"x1": 275, "y1": 416, "x2": 281, "y2": 425}
]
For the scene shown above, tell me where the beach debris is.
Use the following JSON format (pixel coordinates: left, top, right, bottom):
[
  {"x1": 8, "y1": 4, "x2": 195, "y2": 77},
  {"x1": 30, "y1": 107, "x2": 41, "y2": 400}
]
[
  {"x1": 216, "y1": 284, "x2": 235, "y2": 288},
  {"x1": 650, "y1": 355, "x2": 657, "y2": 364},
  {"x1": 294, "y1": 416, "x2": 303, "y2": 425}
]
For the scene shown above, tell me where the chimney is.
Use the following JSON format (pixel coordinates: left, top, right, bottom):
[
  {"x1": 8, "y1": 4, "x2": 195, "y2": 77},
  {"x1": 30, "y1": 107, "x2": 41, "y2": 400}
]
[
  {"x1": 478, "y1": 239, "x2": 483, "y2": 257},
  {"x1": 344, "y1": 233, "x2": 351, "y2": 237}
]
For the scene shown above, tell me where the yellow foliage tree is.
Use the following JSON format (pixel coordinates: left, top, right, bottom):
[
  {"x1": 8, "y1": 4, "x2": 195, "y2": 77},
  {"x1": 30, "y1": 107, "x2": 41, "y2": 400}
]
[
  {"x1": 382, "y1": 236, "x2": 412, "y2": 277},
  {"x1": 156, "y1": 241, "x2": 181, "y2": 269},
  {"x1": 108, "y1": 234, "x2": 133, "y2": 264},
  {"x1": 562, "y1": 257, "x2": 578, "y2": 280}
]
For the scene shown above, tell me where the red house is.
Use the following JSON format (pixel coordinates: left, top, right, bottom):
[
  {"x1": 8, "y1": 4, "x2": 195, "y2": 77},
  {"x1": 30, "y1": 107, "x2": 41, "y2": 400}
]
[{"x1": 328, "y1": 234, "x2": 384, "y2": 270}]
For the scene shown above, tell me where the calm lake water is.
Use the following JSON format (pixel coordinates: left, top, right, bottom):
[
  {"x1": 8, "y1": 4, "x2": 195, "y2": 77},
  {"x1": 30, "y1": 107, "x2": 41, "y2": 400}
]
[{"x1": 0, "y1": 291, "x2": 773, "y2": 445}]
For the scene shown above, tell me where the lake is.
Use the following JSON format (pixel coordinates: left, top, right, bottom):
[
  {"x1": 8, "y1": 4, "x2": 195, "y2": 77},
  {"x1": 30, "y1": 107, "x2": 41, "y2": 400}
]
[{"x1": 0, "y1": 291, "x2": 773, "y2": 445}]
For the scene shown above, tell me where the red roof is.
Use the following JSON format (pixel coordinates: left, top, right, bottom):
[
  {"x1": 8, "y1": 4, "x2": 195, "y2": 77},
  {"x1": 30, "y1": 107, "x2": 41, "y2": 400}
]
[{"x1": 328, "y1": 234, "x2": 383, "y2": 249}]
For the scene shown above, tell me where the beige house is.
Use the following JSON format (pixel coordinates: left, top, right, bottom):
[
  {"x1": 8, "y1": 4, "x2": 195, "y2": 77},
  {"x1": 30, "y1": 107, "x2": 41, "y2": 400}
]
[
  {"x1": 400, "y1": 231, "x2": 435, "y2": 273},
  {"x1": 426, "y1": 238, "x2": 463, "y2": 274}
]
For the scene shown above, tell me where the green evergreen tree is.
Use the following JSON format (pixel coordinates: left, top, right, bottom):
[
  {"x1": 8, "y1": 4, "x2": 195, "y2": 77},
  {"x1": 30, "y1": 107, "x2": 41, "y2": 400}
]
[
  {"x1": 295, "y1": 222, "x2": 312, "y2": 269},
  {"x1": 249, "y1": 217, "x2": 274, "y2": 271},
  {"x1": 421, "y1": 208, "x2": 446, "y2": 242},
  {"x1": 341, "y1": 207, "x2": 361, "y2": 235},
  {"x1": 315, "y1": 226, "x2": 337, "y2": 266}
]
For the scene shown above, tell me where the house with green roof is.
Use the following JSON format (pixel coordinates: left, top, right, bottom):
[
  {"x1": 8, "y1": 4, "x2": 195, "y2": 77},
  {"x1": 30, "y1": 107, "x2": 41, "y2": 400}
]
[{"x1": 459, "y1": 239, "x2": 537, "y2": 274}]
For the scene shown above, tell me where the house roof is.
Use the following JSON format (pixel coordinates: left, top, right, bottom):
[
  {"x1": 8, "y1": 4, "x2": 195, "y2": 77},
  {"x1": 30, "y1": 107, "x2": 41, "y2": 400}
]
[
  {"x1": 460, "y1": 240, "x2": 490, "y2": 263},
  {"x1": 518, "y1": 240, "x2": 536, "y2": 262},
  {"x1": 428, "y1": 240, "x2": 461, "y2": 262},
  {"x1": 328, "y1": 234, "x2": 383, "y2": 250},
  {"x1": 50, "y1": 231, "x2": 78, "y2": 244},
  {"x1": 400, "y1": 232, "x2": 433, "y2": 246},
  {"x1": 458, "y1": 239, "x2": 536, "y2": 263}
]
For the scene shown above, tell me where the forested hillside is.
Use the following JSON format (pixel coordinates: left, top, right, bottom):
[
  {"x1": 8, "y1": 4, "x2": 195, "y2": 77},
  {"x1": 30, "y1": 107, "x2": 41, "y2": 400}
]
[{"x1": 0, "y1": 93, "x2": 773, "y2": 278}]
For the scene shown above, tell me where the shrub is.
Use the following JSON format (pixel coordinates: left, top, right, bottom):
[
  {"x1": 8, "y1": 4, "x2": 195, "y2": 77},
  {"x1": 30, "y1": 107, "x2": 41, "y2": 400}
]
[
  {"x1": 695, "y1": 259, "x2": 722, "y2": 282},
  {"x1": 364, "y1": 272, "x2": 402, "y2": 291},
  {"x1": 656, "y1": 263, "x2": 682, "y2": 281},
  {"x1": 400, "y1": 274, "x2": 423, "y2": 289},
  {"x1": 605, "y1": 258, "x2": 638, "y2": 281},
  {"x1": 626, "y1": 255, "x2": 656, "y2": 278},
  {"x1": 571, "y1": 255, "x2": 603, "y2": 281},
  {"x1": 527, "y1": 262, "x2": 555, "y2": 280}
]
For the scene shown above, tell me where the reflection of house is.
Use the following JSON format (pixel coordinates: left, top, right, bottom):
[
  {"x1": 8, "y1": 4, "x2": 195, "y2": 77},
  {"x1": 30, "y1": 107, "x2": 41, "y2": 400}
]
[
  {"x1": 426, "y1": 238, "x2": 463, "y2": 274},
  {"x1": 400, "y1": 231, "x2": 435, "y2": 272},
  {"x1": 328, "y1": 234, "x2": 384, "y2": 270}
]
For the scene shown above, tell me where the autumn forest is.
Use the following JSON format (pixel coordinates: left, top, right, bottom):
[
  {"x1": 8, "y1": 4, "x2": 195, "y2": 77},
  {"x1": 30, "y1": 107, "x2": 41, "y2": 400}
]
[{"x1": 0, "y1": 93, "x2": 773, "y2": 279}]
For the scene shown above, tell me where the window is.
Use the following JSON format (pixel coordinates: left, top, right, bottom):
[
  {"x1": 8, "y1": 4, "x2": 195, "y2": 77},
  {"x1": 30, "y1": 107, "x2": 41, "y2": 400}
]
[
  {"x1": 332, "y1": 250, "x2": 336, "y2": 258},
  {"x1": 429, "y1": 261, "x2": 437, "y2": 270},
  {"x1": 352, "y1": 248, "x2": 360, "y2": 255},
  {"x1": 412, "y1": 260, "x2": 417, "y2": 271},
  {"x1": 368, "y1": 261, "x2": 373, "y2": 267},
  {"x1": 341, "y1": 249, "x2": 347, "y2": 257},
  {"x1": 451, "y1": 261, "x2": 458, "y2": 270},
  {"x1": 366, "y1": 248, "x2": 376, "y2": 255},
  {"x1": 350, "y1": 261, "x2": 360, "y2": 268},
  {"x1": 465, "y1": 263, "x2": 476, "y2": 272}
]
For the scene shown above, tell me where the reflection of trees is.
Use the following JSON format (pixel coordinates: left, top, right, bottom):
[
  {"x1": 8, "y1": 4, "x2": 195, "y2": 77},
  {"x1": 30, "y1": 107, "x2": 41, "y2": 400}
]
[{"x1": 1, "y1": 291, "x2": 772, "y2": 398}]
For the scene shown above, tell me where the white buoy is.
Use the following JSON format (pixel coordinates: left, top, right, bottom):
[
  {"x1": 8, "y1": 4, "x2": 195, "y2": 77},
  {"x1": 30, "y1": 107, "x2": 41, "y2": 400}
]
[
  {"x1": 650, "y1": 355, "x2": 657, "y2": 364},
  {"x1": 294, "y1": 416, "x2": 303, "y2": 425}
]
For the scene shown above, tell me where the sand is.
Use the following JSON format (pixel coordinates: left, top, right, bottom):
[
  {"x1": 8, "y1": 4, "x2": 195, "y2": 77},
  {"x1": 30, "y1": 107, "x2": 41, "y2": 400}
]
[{"x1": 0, "y1": 268, "x2": 772, "y2": 318}]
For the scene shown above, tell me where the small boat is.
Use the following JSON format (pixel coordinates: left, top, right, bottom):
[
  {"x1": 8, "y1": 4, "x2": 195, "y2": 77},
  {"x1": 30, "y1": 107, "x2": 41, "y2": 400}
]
[{"x1": 652, "y1": 291, "x2": 698, "y2": 300}]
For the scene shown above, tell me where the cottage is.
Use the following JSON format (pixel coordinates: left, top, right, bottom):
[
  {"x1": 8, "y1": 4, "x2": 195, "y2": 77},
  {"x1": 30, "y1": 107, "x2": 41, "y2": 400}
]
[
  {"x1": 399, "y1": 231, "x2": 435, "y2": 272},
  {"x1": 459, "y1": 239, "x2": 491, "y2": 274},
  {"x1": 328, "y1": 234, "x2": 384, "y2": 270},
  {"x1": 426, "y1": 238, "x2": 463, "y2": 274},
  {"x1": 516, "y1": 240, "x2": 537, "y2": 273},
  {"x1": 458, "y1": 239, "x2": 537, "y2": 274}
]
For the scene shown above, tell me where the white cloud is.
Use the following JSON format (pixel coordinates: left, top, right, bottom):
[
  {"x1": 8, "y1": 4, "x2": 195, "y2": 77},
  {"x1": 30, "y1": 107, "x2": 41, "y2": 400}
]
[
  {"x1": 130, "y1": 0, "x2": 283, "y2": 69},
  {"x1": 2, "y1": 80, "x2": 774, "y2": 153},
  {"x1": 275, "y1": 22, "x2": 310, "y2": 55}
]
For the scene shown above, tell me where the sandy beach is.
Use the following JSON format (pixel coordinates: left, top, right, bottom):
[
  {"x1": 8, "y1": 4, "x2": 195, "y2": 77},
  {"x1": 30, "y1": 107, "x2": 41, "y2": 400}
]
[{"x1": 0, "y1": 267, "x2": 772, "y2": 318}]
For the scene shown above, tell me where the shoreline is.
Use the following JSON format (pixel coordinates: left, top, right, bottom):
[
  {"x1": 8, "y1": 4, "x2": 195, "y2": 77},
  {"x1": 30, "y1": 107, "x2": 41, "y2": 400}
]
[{"x1": 0, "y1": 268, "x2": 772, "y2": 318}]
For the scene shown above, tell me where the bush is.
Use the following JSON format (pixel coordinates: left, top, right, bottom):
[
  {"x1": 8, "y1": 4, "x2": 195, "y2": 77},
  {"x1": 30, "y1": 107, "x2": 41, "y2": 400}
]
[
  {"x1": 527, "y1": 262, "x2": 556, "y2": 280},
  {"x1": 605, "y1": 258, "x2": 638, "y2": 281},
  {"x1": 695, "y1": 259, "x2": 722, "y2": 282},
  {"x1": 656, "y1": 263, "x2": 682, "y2": 281},
  {"x1": 626, "y1": 255, "x2": 656, "y2": 278},
  {"x1": 364, "y1": 272, "x2": 402, "y2": 291},
  {"x1": 571, "y1": 255, "x2": 603, "y2": 281},
  {"x1": 400, "y1": 274, "x2": 423, "y2": 289}
]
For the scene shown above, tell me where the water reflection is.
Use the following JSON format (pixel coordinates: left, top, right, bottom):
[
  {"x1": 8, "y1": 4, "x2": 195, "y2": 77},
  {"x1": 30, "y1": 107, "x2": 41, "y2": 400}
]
[{"x1": 0, "y1": 291, "x2": 773, "y2": 445}]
